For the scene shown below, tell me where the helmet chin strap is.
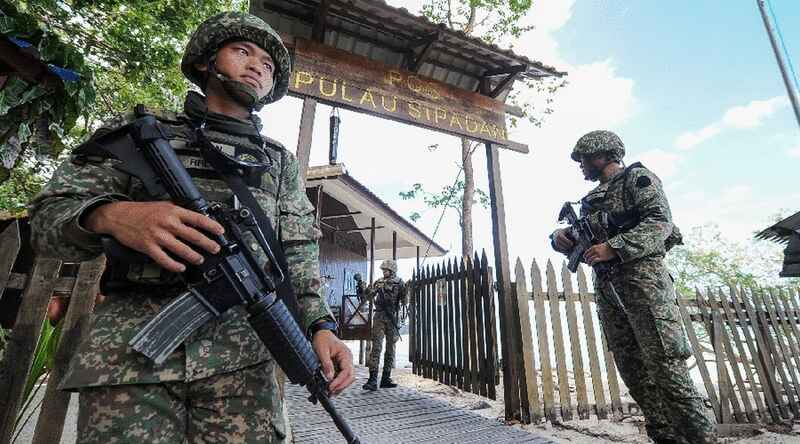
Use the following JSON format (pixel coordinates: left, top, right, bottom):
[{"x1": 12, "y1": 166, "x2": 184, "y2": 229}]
[{"x1": 206, "y1": 57, "x2": 261, "y2": 111}]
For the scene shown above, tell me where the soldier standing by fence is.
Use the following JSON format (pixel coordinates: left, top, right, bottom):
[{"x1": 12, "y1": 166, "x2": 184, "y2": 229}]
[
  {"x1": 27, "y1": 12, "x2": 354, "y2": 443},
  {"x1": 360, "y1": 259, "x2": 407, "y2": 391},
  {"x1": 551, "y1": 130, "x2": 716, "y2": 444}
]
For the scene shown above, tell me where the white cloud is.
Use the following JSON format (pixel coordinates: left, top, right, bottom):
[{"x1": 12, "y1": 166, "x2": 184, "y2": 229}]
[
  {"x1": 722, "y1": 96, "x2": 787, "y2": 129},
  {"x1": 636, "y1": 149, "x2": 683, "y2": 179},
  {"x1": 675, "y1": 96, "x2": 788, "y2": 150},
  {"x1": 787, "y1": 145, "x2": 800, "y2": 157},
  {"x1": 675, "y1": 124, "x2": 721, "y2": 150}
]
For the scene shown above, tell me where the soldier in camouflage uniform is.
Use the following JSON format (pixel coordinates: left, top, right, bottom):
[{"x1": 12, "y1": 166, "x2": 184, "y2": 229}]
[
  {"x1": 551, "y1": 131, "x2": 716, "y2": 444},
  {"x1": 28, "y1": 12, "x2": 354, "y2": 443},
  {"x1": 361, "y1": 259, "x2": 407, "y2": 391}
]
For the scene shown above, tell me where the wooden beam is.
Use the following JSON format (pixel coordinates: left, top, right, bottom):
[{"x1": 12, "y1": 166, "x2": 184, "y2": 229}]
[
  {"x1": 484, "y1": 142, "x2": 519, "y2": 422},
  {"x1": 483, "y1": 64, "x2": 527, "y2": 78},
  {"x1": 296, "y1": 97, "x2": 317, "y2": 186},
  {"x1": 311, "y1": 0, "x2": 331, "y2": 42},
  {"x1": 321, "y1": 211, "x2": 362, "y2": 220},
  {"x1": 489, "y1": 71, "x2": 522, "y2": 99},
  {"x1": 392, "y1": 231, "x2": 397, "y2": 260},
  {"x1": 343, "y1": 226, "x2": 385, "y2": 233},
  {"x1": 407, "y1": 31, "x2": 439, "y2": 73}
]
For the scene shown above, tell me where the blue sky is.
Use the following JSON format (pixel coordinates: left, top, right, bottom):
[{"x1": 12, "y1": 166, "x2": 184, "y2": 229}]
[{"x1": 260, "y1": 0, "x2": 799, "y2": 275}]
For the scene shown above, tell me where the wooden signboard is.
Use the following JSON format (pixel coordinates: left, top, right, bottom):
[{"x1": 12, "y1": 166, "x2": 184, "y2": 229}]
[{"x1": 290, "y1": 38, "x2": 527, "y2": 153}]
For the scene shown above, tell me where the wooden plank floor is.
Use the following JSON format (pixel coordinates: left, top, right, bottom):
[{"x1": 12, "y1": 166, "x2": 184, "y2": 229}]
[{"x1": 287, "y1": 367, "x2": 554, "y2": 443}]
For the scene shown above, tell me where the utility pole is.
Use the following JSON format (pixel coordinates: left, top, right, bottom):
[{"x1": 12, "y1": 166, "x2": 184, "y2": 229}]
[{"x1": 757, "y1": 0, "x2": 800, "y2": 128}]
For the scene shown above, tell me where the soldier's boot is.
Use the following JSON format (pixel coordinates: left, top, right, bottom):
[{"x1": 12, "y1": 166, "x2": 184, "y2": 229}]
[
  {"x1": 362, "y1": 369, "x2": 378, "y2": 391},
  {"x1": 379, "y1": 368, "x2": 397, "y2": 388}
]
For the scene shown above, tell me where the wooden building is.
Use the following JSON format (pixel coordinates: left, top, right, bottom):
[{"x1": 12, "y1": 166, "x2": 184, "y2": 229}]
[{"x1": 306, "y1": 163, "x2": 446, "y2": 336}]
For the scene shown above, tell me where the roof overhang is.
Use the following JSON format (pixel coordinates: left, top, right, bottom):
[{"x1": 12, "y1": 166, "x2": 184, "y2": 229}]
[
  {"x1": 307, "y1": 164, "x2": 447, "y2": 260},
  {"x1": 756, "y1": 211, "x2": 800, "y2": 244},
  {"x1": 252, "y1": 0, "x2": 565, "y2": 103}
]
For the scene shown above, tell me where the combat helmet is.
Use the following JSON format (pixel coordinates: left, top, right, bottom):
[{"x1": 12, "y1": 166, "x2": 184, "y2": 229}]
[
  {"x1": 379, "y1": 260, "x2": 398, "y2": 274},
  {"x1": 571, "y1": 130, "x2": 625, "y2": 162},
  {"x1": 181, "y1": 11, "x2": 291, "y2": 110}
]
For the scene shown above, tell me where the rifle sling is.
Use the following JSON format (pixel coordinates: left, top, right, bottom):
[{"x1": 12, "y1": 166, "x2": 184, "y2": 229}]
[{"x1": 201, "y1": 147, "x2": 302, "y2": 323}]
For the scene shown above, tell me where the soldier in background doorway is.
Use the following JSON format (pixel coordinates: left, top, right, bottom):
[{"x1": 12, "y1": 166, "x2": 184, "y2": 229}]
[{"x1": 361, "y1": 260, "x2": 407, "y2": 391}]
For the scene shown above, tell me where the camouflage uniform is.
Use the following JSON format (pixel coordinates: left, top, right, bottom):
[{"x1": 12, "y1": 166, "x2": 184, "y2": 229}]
[
  {"x1": 572, "y1": 131, "x2": 716, "y2": 444},
  {"x1": 363, "y1": 261, "x2": 406, "y2": 389},
  {"x1": 28, "y1": 12, "x2": 333, "y2": 443}
]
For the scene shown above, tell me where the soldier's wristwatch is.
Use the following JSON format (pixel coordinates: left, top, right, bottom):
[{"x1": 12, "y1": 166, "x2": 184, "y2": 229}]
[{"x1": 309, "y1": 320, "x2": 338, "y2": 338}]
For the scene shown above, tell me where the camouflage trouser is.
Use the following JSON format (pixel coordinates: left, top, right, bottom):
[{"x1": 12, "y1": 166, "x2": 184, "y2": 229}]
[
  {"x1": 76, "y1": 361, "x2": 287, "y2": 443},
  {"x1": 367, "y1": 309, "x2": 399, "y2": 372},
  {"x1": 597, "y1": 260, "x2": 716, "y2": 444}
]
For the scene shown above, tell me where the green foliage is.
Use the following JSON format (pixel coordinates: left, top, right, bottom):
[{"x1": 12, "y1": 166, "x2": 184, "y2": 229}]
[
  {"x1": 11, "y1": 319, "x2": 62, "y2": 443},
  {"x1": 0, "y1": 150, "x2": 56, "y2": 217},
  {"x1": 421, "y1": 0, "x2": 533, "y2": 42},
  {"x1": 667, "y1": 223, "x2": 797, "y2": 297},
  {"x1": 0, "y1": 0, "x2": 247, "y2": 192},
  {"x1": 400, "y1": 178, "x2": 490, "y2": 225}
]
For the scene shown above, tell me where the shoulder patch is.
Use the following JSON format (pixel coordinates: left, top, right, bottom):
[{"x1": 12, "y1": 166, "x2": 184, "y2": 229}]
[{"x1": 636, "y1": 175, "x2": 652, "y2": 188}]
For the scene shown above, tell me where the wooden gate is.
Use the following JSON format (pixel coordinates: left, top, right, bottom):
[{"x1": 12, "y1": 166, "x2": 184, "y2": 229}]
[{"x1": 408, "y1": 252, "x2": 499, "y2": 400}]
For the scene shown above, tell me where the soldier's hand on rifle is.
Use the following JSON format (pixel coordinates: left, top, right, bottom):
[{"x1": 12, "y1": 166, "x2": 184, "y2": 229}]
[
  {"x1": 584, "y1": 242, "x2": 617, "y2": 265},
  {"x1": 312, "y1": 330, "x2": 355, "y2": 395},
  {"x1": 552, "y1": 228, "x2": 575, "y2": 253},
  {"x1": 85, "y1": 201, "x2": 225, "y2": 273}
]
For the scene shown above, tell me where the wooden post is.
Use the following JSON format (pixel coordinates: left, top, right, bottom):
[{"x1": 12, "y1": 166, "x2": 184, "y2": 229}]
[
  {"x1": 0, "y1": 258, "x2": 62, "y2": 444},
  {"x1": 365, "y1": 217, "x2": 376, "y2": 363},
  {"x1": 484, "y1": 142, "x2": 520, "y2": 422},
  {"x1": 392, "y1": 231, "x2": 397, "y2": 260},
  {"x1": 296, "y1": 97, "x2": 317, "y2": 185}
]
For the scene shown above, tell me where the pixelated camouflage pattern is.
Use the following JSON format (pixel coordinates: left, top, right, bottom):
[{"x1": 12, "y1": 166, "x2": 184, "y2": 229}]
[
  {"x1": 76, "y1": 361, "x2": 286, "y2": 443},
  {"x1": 365, "y1": 275, "x2": 406, "y2": 371},
  {"x1": 367, "y1": 310, "x2": 399, "y2": 372},
  {"x1": 571, "y1": 130, "x2": 626, "y2": 161},
  {"x1": 181, "y1": 11, "x2": 290, "y2": 106},
  {"x1": 28, "y1": 93, "x2": 332, "y2": 389},
  {"x1": 581, "y1": 165, "x2": 716, "y2": 443}
]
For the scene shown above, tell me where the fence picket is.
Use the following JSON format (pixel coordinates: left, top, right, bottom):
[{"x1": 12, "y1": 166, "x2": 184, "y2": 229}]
[
  {"x1": 546, "y1": 261, "x2": 572, "y2": 420},
  {"x1": 769, "y1": 289, "x2": 800, "y2": 396},
  {"x1": 514, "y1": 259, "x2": 539, "y2": 423},
  {"x1": 473, "y1": 253, "x2": 488, "y2": 398},
  {"x1": 0, "y1": 258, "x2": 62, "y2": 444},
  {"x1": 467, "y1": 255, "x2": 481, "y2": 394},
  {"x1": 720, "y1": 286, "x2": 767, "y2": 422},
  {"x1": 444, "y1": 260, "x2": 453, "y2": 387},
  {"x1": 709, "y1": 289, "x2": 754, "y2": 423},
  {"x1": 577, "y1": 266, "x2": 607, "y2": 419},
  {"x1": 460, "y1": 258, "x2": 471, "y2": 392},
  {"x1": 748, "y1": 287, "x2": 798, "y2": 418},
  {"x1": 481, "y1": 251, "x2": 498, "y2": 400},
  {"x1": 599, "y1": 314, "x2": 623, "y2": 418},
  {"x1": 729, "y1": 286, "x2": 782, "y2": 422},
  {"x1": 759, "y1": 288, "x2": 800, "y2": 416},
  {"x1": 676, "y1": 296, "x2": 721, "y2": 420},
  {"x1": 561, "y1": 263, "x2": 589, "y2": 420},
  {"x1": 532, "y1": 260, "x2": 556, "y2": 422}
]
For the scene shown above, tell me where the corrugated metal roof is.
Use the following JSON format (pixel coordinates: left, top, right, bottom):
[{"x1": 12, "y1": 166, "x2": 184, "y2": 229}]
[
  {"x1": 756, "y1": 211, "x2": 800, "y2": 244},
  {"x1": 252, "y1": 0, "x2": 565, "y2": 102}
]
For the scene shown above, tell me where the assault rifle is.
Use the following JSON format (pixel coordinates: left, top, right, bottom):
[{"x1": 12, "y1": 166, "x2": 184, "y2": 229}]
[
  {"x1": 90, "y1": 115, "x2": 360, "y2": 443},
  {"x1": 555, "y1": 202, "x2": 625, "y2": 310}
]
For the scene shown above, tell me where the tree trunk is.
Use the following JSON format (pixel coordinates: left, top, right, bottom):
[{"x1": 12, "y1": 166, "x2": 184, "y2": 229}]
[{"x1": 461, "y1": 137, "x2": 474, "y2": 257}]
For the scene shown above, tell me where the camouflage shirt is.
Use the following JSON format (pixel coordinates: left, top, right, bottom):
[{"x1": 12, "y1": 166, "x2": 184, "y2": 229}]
[
  {"x1": 580, "y1": 162, "x2": 682, "y2": 265},
  {"x1": 28, "y1": 92, "x2": 333, "y2": 389},
  {"x1": 368, "y1": 276, "x2": 407, "y2": 310}
]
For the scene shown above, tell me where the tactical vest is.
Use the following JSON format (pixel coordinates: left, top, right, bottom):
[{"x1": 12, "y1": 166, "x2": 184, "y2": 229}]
[
  {"x1": 73, "y1": 105, "x2": 301, "y2": 289},
  {"x1": 580, "y1": 162, "x2": 682, "y2": 252}
]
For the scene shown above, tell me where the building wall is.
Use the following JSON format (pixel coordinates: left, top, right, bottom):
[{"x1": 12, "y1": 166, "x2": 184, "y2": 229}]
[{"x1": 319, "y1": 236, "x2": 367, "y2": 309}]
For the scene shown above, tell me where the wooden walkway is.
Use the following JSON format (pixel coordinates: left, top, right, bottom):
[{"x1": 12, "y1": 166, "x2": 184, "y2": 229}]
[{"x1": 287, "y1": 367, "x2": 554, "y2": 443}]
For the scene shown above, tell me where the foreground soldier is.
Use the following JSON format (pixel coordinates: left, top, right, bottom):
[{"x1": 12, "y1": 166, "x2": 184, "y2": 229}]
[
  {"x1": 362, "y1": 260, "x2": 407, "y2": 391},
  {"x1": 29, "y1": 12, "x2": 354, "y2": 443},
  {"x1": 551, "y1": 131, "x2": 716, "y2": 444}
]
